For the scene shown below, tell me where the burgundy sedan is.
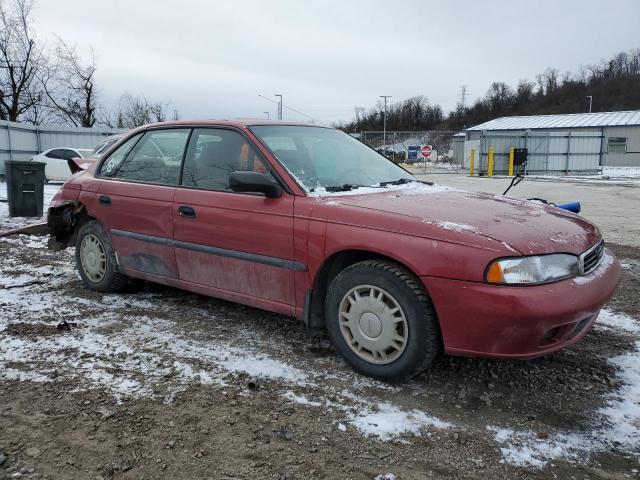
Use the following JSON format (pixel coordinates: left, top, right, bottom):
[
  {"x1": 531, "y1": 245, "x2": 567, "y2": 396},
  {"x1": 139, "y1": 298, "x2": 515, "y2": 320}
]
[{"x1": 47, "y1": 120, "x2": 621, "y2": 381}]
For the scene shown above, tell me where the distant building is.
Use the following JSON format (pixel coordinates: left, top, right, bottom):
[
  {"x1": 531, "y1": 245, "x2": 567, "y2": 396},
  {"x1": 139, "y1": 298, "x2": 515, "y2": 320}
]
[{"x1": 465, "y1": 110, "x2": 640, "y2": 174}]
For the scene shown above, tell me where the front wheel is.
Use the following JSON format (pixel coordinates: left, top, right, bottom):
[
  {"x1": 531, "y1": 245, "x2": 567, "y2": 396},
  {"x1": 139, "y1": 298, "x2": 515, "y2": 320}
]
[
  {"x1": 325, "y1": 260, "x2": 441, "y2": 381},
  {"x1": 75, "y1": 220, "x2": 128, "y2": 292}
]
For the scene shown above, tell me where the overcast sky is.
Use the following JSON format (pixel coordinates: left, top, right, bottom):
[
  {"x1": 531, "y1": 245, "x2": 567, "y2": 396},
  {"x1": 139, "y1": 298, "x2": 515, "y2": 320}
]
[{"x1": 33, "y1": 0, "x2": 640, "y2": 125}]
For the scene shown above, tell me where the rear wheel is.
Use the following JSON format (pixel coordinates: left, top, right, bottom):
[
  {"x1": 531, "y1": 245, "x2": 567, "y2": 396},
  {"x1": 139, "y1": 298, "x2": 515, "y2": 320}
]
[
  {"x1": 75, "y1": 220, "x2": 128, "y2": 292},
  {"x1": 325, "y1": 259, "x2": 441, "y2": 381}
]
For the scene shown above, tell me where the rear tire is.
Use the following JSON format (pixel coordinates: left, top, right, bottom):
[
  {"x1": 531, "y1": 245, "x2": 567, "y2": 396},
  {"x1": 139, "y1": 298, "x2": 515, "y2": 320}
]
[
  {"x1": 75, "y1": 220, "x2": 128, "y2": 292},
  {"x1": 325, "y1": 259, "x2": 441, "y2": 381}
]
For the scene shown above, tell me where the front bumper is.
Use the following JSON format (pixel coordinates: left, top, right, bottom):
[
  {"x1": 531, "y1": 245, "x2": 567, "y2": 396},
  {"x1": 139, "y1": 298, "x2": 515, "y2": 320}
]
[{"x1": 422, "y1": 248, "x2": 622, "y2": 359}]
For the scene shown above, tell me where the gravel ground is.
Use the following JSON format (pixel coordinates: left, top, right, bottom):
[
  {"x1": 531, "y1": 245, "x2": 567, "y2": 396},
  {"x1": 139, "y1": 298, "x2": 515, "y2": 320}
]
[{"x1": 1, "y1": 180, "x2": 639, "y2": 479}]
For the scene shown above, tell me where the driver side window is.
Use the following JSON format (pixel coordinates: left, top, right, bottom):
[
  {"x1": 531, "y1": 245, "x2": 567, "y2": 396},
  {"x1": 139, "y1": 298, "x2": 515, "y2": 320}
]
[{"x1": 181, "y1": 128, "x2": 271, "y2": 191}]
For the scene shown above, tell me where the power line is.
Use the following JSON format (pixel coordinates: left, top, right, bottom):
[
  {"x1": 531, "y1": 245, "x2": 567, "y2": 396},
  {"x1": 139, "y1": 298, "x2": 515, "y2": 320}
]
[{"x1": 257, "y1": 94, "x2": 325, "y2": 125}]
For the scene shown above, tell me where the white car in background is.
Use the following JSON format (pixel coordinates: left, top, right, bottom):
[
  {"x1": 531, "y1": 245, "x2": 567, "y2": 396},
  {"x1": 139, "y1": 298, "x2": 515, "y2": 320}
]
[{"x1": 29, "y1": 147, "x2": 94, "y2": 182}]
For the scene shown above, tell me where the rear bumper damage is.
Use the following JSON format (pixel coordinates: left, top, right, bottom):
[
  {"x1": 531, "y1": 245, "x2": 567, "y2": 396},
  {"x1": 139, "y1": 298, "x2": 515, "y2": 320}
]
[{"x1": 47, "y1": 201, "x2": 83, "y2": 250}]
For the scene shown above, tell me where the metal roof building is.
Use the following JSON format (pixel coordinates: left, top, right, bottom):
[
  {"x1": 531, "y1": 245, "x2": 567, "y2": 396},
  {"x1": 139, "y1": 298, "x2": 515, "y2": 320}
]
[
  {"x1": 468, "y1": 110, "x2": 640, "y2": 131},
  {"x1": 465, "y1": 110, "x2": 640, "y2": 173}
]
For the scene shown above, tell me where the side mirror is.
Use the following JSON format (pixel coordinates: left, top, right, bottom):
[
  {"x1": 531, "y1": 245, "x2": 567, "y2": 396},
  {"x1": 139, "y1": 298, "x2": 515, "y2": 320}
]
[{"x1": 228, "y1": 171, "x2": 283, "y2": 198}]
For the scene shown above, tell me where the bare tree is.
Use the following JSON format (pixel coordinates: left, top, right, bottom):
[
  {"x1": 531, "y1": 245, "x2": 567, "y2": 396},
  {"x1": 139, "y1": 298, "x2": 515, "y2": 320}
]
[
  {"x1": 0, "y1": 0, "x2": 45, "y2": 121},
  {"x1": 107, "y1": 93, "x2": 175, "y2": 129},
  {"x1": 41, "y1": 39, "x2": 97, "y2": 127}
]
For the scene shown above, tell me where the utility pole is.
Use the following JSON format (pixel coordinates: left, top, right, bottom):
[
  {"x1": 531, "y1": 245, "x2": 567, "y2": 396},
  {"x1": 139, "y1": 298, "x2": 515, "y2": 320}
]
[
  {"x1": 264, "y1": 111, "x2": 270, "y2": 120},
  {"x1": 586, "y1": 95, "x2": 593, "y2": 113},
  {"x1": 380, "y1": 95, "x2": 391, "y2": 155},
  {"x1": 459, "y1": 85, "x2": 468, "y2": 109},
  {"x1": 274, "y1": 94, "x2": 283, "y2": 120}
]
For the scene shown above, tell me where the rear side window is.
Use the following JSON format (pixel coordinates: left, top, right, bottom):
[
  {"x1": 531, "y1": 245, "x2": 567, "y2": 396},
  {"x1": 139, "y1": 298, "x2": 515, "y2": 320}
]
[
  {"x1": 99, "y1": 134, "x2": 143, "y2": 177},
  {"x1": 62, "y1": 149, "x2": 79, "y2": 160},
  {"x1": 45, "y1": 149, "x2": 66, "y2": 159},
  {"x1": 114, "y1": 129, "x2": 190, "y2": 185},
  {"x1": 181, "y1": 128, "x2": 269, "y2": 191}
]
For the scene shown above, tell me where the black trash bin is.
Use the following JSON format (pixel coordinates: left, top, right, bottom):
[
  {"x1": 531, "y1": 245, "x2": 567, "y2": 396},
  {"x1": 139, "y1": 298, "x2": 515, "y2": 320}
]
[{"x1": 4, "y1": 160, "x2": 46, "y2": 217}]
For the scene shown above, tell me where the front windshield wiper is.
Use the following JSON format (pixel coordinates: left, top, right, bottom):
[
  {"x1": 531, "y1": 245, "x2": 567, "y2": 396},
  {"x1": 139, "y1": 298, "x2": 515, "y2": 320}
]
[
  {"x1": 323, "y1": 184, "x2": 364, "y2": 192},
  {"x1": 310, "y1": 183, "x2": 386, "y2": 192},
  {"x1": 379, "y1": 178, "x2": 414, "y2": 187}
]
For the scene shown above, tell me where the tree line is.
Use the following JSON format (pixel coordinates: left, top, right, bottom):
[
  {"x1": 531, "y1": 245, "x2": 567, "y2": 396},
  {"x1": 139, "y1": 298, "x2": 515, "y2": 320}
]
[
  {"x1": 0, "y1": 0, "x2": 178, "y2": 129},
  {"x1": 342, "y1": 48, "x2": 640, "y2": 132}
]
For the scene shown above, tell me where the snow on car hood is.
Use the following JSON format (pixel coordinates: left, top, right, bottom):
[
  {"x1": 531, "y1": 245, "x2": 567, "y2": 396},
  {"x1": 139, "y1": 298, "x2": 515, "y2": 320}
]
[{"x1": 310, "y1": 182, "x2": 600, "y2": 256}]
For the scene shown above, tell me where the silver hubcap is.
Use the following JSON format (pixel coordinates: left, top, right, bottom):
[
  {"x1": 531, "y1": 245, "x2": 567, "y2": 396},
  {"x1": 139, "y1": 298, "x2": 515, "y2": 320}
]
[
  {"x1": 338, "y1": 285, "x2": 408, "y2": 364},
  {"x1": 80, "y1": 234, "x2": 107, "y2": 283}
]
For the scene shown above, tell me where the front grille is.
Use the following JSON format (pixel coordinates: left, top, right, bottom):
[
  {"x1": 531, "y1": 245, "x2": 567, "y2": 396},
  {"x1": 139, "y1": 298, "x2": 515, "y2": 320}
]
[{"x1": 580, "y1": 240, "x2": 604, "y2": 275}]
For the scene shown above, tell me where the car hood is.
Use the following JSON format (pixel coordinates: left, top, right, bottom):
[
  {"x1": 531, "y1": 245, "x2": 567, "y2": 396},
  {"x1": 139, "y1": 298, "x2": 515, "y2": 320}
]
[{"x1": 311, "y1": 183, "x2": 600, "y2": 256}]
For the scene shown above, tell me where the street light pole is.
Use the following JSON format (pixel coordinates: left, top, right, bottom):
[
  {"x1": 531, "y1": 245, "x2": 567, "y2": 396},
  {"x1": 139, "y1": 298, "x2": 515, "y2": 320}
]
[
  {"x1": 586, "y1": 95, "x2": 593, "y2": 113},
  {"x1": 380, "y1": 95, "x2": 391, "y2": 156},
  {"x1": 274, "y1": 94, "x2": 283, "y2": 120}
]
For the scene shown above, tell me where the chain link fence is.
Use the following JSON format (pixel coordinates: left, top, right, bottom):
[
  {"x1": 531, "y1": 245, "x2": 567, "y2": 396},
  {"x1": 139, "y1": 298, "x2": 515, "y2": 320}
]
[{"x1": 356, "y1": 131, "x2": 464, "y2": 173}]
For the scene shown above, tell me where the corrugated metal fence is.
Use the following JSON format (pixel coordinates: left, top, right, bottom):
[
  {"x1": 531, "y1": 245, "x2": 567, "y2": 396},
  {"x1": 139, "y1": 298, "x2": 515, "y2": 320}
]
[
  {"x1": 476, "y1": 131, "x2": 603, "y2": 175},
  {"x1": 0, "y1": 120, "x2": 127, "y2": 175}
]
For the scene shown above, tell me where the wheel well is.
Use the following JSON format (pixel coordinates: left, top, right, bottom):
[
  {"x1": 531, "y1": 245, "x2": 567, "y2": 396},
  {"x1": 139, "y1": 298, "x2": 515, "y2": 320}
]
[{"x1": 306, "y1": 250, "x2": 420, "y2": 334}]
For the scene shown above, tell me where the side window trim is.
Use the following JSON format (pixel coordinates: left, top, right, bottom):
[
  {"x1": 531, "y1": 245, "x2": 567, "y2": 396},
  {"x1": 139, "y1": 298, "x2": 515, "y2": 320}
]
[{"x1": 177, "y1": 129, "x2": 194, "y2": 186}]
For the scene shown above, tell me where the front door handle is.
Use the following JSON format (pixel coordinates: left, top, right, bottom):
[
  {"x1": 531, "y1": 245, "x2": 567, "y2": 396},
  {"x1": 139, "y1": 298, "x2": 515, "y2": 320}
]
[
  {"x1": 99, "y1": 195, "x2": 111, "y2": 205},
  {"x1": 178, "y1": 205, "x2": 196, "y2": 218}
]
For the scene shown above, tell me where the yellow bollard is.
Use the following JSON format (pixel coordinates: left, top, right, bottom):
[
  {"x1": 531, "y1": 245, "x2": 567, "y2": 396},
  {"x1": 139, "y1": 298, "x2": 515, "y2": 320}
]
[
  {"x1": 508, "y1": 147, "x2": 515, "y2": 176},
  {"x1": 469, "y1": 149, "x2": 475, "y2": 176},
  {"x1": 488, "y1": 147, "x2": 494, "y2": 177}
]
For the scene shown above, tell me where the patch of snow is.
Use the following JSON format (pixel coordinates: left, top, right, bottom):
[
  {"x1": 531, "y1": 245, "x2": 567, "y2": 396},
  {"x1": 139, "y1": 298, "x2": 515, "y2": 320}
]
[
  {"x1": 500, "y1": 241, "x2": 518, "y2": 253},
  {"x1": 375, "y1": 474, "x2": 397, "y2": 480},
  {"x1": 219, "y1": 354, "x2": 307, "y2": 383},
  {"x1": 349, "y1": 401, "x2": 452, "y2": 441},
  {"x1": 490, "y1": 309, "x2": 640, "y2": 467},
  {"x1": 337, "y1": 422, "x2": 347, "y2": 432},
  {"x1": 308, "y1": 181, "x2": 456, "y2": 198},
  {"x1": 596, "y1": 308, "x2": 640, "y2": 335},
  {"x1": 602, "y1": 166, "x2": 640, "y2": 178},
  {"x1": 283, "y1": 391, "x2": 323, "y2": 407},
  {"x1": 421, "y1": 219, "x2": 480, "y2": 234}
]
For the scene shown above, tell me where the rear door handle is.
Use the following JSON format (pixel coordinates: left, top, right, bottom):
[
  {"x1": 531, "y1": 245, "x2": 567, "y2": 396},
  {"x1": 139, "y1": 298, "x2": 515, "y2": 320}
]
[
  {"x1": 99, "y1": 195, "x2": 111, "y2": 205},
  {"x1": 178, "y1": 205, "x2": 196, "y2": 218}
]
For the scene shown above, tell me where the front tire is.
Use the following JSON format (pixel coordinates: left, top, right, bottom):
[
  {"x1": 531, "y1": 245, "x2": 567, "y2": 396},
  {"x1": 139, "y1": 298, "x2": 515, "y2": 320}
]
[
  {"x1": 325, "y1": 260, "x2": 441, "y2": 381},
  {"x1": 75, "y1": 220, "x2": 128, "y2": 292}
]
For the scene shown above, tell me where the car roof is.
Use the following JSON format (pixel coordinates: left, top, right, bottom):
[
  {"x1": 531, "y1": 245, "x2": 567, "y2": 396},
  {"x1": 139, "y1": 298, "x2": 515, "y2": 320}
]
[
  {"x1": 46, "y1": 147, "x2": 87, "y2": 151},
  {"x1": 143, "y1": 119, "x2": 332, "y2": 129}
]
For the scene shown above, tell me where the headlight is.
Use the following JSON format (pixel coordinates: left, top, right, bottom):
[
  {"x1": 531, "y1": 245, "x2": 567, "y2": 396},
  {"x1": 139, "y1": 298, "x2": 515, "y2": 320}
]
[{"x1": 485, "y1": 254, "x2": 579, "y2": 285}]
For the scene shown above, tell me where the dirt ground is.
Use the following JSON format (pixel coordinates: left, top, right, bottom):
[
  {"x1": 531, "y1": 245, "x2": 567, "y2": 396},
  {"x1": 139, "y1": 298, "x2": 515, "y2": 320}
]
[{"x1": 1, "y1": 179, "x2": 640, "y2": 480}]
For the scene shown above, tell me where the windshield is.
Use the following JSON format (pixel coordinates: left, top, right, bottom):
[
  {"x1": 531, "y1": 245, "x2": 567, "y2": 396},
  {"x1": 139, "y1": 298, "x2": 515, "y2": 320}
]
[{"x1": 249, "y1": 125, "x2": 415, "y2": 193}]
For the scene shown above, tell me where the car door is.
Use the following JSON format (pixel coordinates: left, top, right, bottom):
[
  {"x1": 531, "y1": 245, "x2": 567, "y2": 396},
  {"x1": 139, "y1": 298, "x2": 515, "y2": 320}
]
[
  {"x1": 94, "y1": 128, "x2": 191, "y2": 279},
  {"x1": 43, "y1": 148, "x2": 69, "y2": 181},
  {"x1": 172, "y1": 127, "x2": 297, "y2": 311}
]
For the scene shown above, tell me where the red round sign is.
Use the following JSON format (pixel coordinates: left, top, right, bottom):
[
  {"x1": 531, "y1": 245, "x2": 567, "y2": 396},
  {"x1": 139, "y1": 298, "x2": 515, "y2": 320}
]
[{"x1": 421, "y1": 145, "x2": 433, "y2": 157}]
